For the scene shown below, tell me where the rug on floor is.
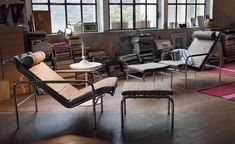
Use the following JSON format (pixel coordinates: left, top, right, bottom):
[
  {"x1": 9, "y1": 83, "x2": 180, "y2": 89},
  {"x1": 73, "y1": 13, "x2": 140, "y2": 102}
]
[{"x1": 198, "y1": 81, "x2": 235, "y2": 102}]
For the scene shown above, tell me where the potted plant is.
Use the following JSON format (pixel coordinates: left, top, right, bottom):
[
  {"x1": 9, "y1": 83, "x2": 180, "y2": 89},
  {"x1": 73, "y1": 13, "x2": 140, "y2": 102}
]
[{"x1": 135, "y1": 11, "x2": 150, "y2": 28}]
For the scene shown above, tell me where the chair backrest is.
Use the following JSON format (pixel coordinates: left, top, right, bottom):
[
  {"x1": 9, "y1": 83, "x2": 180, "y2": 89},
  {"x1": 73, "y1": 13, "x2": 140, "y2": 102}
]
[
  {"x1": 12, "y1": 51, "x2": 91, "y2": 108},
  {"x1": 187, "y1": 30, "x2": 221, "y2": 69},
  {"x1": 120, "y1": 53, "x2": 141, "y2": 65}
]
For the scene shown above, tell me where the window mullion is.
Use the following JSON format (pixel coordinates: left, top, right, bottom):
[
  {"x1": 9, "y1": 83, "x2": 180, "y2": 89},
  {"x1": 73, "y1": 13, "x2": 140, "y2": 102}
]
[
  {"x1": 185, "y1": 1, "x2": 187, "y2": 24},
  {"x1": 120, "y1": 1, "x2": 123, "y2": 29},
  {"x1": 65, "y1": 0, "x2": 68, "y2": 27}
]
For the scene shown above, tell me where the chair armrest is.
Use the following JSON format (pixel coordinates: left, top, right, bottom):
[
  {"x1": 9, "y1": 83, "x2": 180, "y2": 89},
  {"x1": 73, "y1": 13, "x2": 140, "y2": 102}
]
[
  {"x1": 185, "y1": 53, "x2": 209, "y2": 66},
  {"x1": 186, "y1": 53, "x2": 208, "y2": 62}
]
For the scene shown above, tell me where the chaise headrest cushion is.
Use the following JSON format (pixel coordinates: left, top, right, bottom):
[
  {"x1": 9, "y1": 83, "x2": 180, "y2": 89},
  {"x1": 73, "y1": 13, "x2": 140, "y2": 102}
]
[
  {"x1": 193, "y1": 30, "x2": 216, "y2": 40},
  {"x1": 22, "y1": 51, "x2": 46, "y2": 67}
]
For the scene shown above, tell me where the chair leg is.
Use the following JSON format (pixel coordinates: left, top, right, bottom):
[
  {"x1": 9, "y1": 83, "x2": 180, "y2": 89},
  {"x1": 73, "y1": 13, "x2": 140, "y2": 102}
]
[
  {"x1": 153, "y1": 72, "x2": 156, "y2": 82},
  {"x1": 185, "y1": 66, "x2": 188, "y2": 89},
  {"x1": 168, "y1": 97, "x2": 170, "y2": 115},
  {"x1": 121, "y1": 97, "x2": 125, "y2": 129},
  {"x1": 13, "y1": 84, "x2": 19, "y2": 129},
  {"x1": 219, "y1": 54, "x2": 223, "y2": 82},
  {"x1": 34, "y1": 86, "x2": 38, "y2": 112},
  {"x1": 124, "y1": 98, "x2": 127, "y2": 115},
  {"x1": 169, "y1": 97, "x2": 174, "y2": 129},
  {"x1": 92, "y1": 97, "x2": 97, "y2": 130},
  {"x1": 101, "y1": 94, "x2": 104, "y2": 113},
  {"x1": 170, "y1": 71, "x2": 173, "y2": 88}
]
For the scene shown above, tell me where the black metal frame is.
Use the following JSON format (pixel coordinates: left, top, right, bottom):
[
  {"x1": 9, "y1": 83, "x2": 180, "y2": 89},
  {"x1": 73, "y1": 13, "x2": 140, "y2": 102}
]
[
  {"x1": 121, "y1": 94, "x2": 174, "y2": 131},
  {"x1": 31, "y1": 0, "x2": 97, "y2": 32},
  {"x1": 13, "y1": 79, "x2": 104, "y2": 130},
  {"x1": 108, "y1": 0, "x2": 159, "y2": 30},
  {"x1": 168, "y1": 0, "x2": 206, "y2": 25}
]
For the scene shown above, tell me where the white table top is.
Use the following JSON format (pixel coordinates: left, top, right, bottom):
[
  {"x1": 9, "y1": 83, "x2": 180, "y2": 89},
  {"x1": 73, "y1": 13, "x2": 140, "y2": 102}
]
[{"x1": 69, "y1": 60, "x2": 102, "y2": 71}]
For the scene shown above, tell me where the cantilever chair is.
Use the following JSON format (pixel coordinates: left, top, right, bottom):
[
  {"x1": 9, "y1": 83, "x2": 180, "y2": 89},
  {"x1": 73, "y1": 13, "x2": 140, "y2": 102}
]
[
  {"x1": 160, "y1": 30, "x2": 222, "y2": 88},
  {"x1": 9, "y1": 51, "x2": 118, "y2": 130}
]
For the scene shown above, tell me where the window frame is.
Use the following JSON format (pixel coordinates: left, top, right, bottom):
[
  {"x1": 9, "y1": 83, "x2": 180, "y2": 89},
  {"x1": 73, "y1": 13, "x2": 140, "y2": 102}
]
[
  {"x1": 31, "y1": 0, "x2": 98, "y2": 33},
  {"x1": 108, "y1": 0, "x2": 159, "y2": 30},
  {"x1": 168, "y1": 0, "x2": 206, "y2": 26}
]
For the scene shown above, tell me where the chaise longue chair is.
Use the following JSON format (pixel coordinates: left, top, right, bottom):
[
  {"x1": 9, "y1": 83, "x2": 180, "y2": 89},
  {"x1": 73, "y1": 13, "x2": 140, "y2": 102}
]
[
  {"x1": 160, "y1": 30, "x2": 222, "y2": 88},
  {"x1": 8, "y1": 51, "x2": 118, "y2": 130}
]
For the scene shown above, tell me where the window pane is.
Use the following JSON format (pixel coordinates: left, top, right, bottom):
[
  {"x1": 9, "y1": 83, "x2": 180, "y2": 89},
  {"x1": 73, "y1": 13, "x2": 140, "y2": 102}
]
[
  {"x1": 136, "y1": 0, "x2": 145, "y2": 3},
  {"x1": 148, "y1": 0, "x2": 157, "y2": 3},
  {"x1": 197, "y1": 5, "x2": 205, "y2": 16},
  {"x1": 84, "y1": 0, "x2": 95, "y2": 3},
  {"x1": 187, "y1": 0, "x2": 195, "y2": 3},
  {"x1": 50, "y1": 0, "x2": 64, "y2": 3},
  {"x1": 187, "y1": 5, "x2": 195, "y2": 25},
  {"x1": 122, "y1": 0, "x2": 133, "y2": 3},
  {"x1": 147, "y1": 5, "x2": 156, "y2": 28},
  {"x1": 122, "y1": 5, "x2": 133, "y2": 29},
  {"x1": 197, "y1": 0, "x2": 205, "y2": 3},
  {"x1": 32, "y1": 5, "x2": 48, "y2": 10},
  {"x1": 177, "y1": 5, "x2": 186, "y2": 24},
  {"x1": 168, "y1": 5, "x2": 176, "y2": 24},
  {"x1": 177, "y1": 0, "x2": 186, "y2": 3},
  {"x1": 32, "y1": 0, "x2": 47, "y2": 3},
  {"x1": 110, "y1": 5, "x2": 121, "y2": 29},
  {"x1": 136, "y1": 5, "x2": 146, "y2": 28},
  {"x1": 83, "y1": 5, "x2": 96, "y2": 23},
  {"x1": 67, "y1": 5, "x2": 81, "y2": 25},
  {"x1": 50, "y1": 5, "x2": 66, "y2": 33},
  {"x1": 109, "y1": 0, "x2": 120, "y2": 3},
  {"x1": 67, "y1": 0, "x2": 80, "y2": 3},
  {"x1": 168, "y1": 0, "x2": 176, "y2": 3}
]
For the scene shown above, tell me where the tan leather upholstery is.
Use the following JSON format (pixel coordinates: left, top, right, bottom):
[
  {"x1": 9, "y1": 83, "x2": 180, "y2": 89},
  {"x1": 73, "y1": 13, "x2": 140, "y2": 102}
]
[
  {"x1": 122, "y1": 82, "x2": 173, "y2": 96},
  {"x1": 28, "y1": 62, "x2": 117, "y2": 102},
  {"x1": 193, "y1": 30, "x2": 216, "y2": 40},
  {"x1": 128, "y1": 63, "x2": 169, "y2": 73}
]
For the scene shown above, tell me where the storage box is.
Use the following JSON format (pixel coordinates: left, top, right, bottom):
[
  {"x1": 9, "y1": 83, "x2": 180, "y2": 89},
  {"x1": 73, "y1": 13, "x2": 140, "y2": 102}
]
[{"x1": 0, "y1": 80, "x2": 11, "y2": 101}]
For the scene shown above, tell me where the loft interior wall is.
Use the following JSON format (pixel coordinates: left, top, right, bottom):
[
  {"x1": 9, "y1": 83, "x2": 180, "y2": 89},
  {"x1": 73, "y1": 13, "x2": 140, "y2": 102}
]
[{"x1": 213, "y1": 0, "x2": 235, "y2": 30}]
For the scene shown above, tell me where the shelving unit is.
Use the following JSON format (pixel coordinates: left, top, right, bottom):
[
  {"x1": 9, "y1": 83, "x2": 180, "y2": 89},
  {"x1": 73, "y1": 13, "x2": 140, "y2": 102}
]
[
  {"x1": 221, "y1": 31, "x2": 235, "y2": 62},
  {"x1": 130, "y1": 34, "x2": 156, "y2": 62}
]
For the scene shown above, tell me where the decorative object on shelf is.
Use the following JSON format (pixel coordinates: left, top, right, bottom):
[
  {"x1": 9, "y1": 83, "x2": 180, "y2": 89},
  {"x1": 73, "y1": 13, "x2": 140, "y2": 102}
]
[
  {"x1": 191, "y1": 18, "x2": 196, "y2": 27},
  {"x1": 83, "y1": 22, "x2": 97, "y2": 32},
  {"x1": 197, "y1": 16, "x2": 205, "y2": 29}
]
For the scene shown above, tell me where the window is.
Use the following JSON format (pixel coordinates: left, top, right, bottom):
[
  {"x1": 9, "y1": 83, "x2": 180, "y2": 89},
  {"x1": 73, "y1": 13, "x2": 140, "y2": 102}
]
[
  {"x1": 168, "y1": 0, "x2": 205, "y2": 28},
  {"x1": 109, "y1": 0, "x2": 159, "y2": 30},
  {"x1": 32, "y1": 0, "x2": 97, "y2": 33}
]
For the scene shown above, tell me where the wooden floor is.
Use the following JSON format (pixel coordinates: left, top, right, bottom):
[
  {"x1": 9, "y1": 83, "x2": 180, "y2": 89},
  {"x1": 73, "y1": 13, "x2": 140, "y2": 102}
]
[{"x1": 0, "y1": 70, "x2": 235, "y2": 144}]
